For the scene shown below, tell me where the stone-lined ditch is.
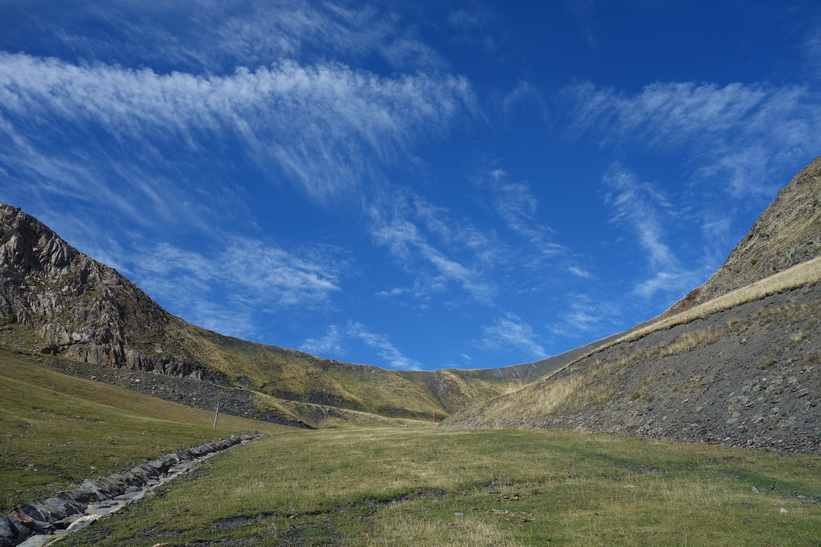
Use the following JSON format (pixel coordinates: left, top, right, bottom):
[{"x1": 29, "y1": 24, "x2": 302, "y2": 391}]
[{"x1": 0, "y1": 434, "x2": 261, "y2": 546}]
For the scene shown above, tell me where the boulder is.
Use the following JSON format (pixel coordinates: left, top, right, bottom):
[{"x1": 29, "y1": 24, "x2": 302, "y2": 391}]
[{"x1": 0, "y1": 516, "x2": 18, "y2": 547}]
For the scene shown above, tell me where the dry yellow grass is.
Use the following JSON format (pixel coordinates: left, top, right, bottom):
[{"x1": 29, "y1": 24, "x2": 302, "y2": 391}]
[
  {"x1": 543, "y1": 256, "x2": 821, "y2": 385},
  {"x1": 627, "y1": 256, "x2": 821, "y2": 340}
]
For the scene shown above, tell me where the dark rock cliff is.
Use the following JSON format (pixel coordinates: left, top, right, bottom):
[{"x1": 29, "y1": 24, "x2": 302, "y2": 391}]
[{"x1": 0, "y1": 204, "x2": 213, "y2": 380}]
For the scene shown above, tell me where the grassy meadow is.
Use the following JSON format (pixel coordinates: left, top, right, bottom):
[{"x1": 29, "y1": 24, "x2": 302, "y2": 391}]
[
  {"x1": 2, "y1": 345, "x2": 819, "y2": 545},
  {"x1": 0, "y1": 349, "x2": 289, "y2": 512},
  {"x1": 59, "y1": 427, "x2": 821, "y2": 546}
]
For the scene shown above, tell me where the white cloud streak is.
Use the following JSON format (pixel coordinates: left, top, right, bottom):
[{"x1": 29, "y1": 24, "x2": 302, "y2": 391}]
[
  {"x1": 487, "y1": 169, "x2": 564, "y2": 258},
  {"x1": 299, "y1": 325, "x2": 344, "y2": 356},
  {"x1": 0, "y1": 52, "x2": 473, "y2": 206},
  {"x1": 478, "y1": 313, "x2": 546, "y2": 361},
  {"x1": 300, "y1": 321, "x2": 422, "y2": 370},
  {"x1": 604, "y1": 164, "x2": 676, "y2": 272},
  {"x1": 549, "y1": 294, "x2": 618, "y2": 338},
  {"x1": 603, "y1": 163, "x2": 707, "y2": 299},
  {"x1": 6, "y1": 1, "x2": 443, "y2": 75},
  {"x1": 121, "y1": 238, "x2": 345, "y2": 340},
  {"x1": 565, "y1": 81, "x2": 821, "y2": 198},
  {"x1": 567, "y1": 266, "x2": 593, "y2": 279},
  {"x1": 368, "y1": 191, "x2": 497, "y2": 304}
]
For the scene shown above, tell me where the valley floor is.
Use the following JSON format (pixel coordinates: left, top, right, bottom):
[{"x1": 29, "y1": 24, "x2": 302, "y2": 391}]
[{"x1": 56, "y1": 427, "x2": 820, "y2": 546}]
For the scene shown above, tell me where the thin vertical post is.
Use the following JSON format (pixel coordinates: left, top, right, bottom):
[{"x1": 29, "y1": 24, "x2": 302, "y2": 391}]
[{"x1": 213, "y1": 401, "x2": 221, "y2": 427}]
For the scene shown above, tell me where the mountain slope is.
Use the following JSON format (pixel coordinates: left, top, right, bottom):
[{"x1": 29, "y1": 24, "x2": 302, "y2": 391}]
[
  {"x1": 0, "y1": 203, "x2": 552, "y2": 426},
  {"x1": 662, "y1": 157, "x2": 821, "y2": 317},
  {"x1": 446, "y1": 158, "x2": 821, "y2": 454}
]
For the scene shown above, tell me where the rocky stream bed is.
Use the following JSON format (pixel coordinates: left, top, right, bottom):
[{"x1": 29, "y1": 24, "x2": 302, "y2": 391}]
[{"x1": 0, "y1": 434, "x2": 261, "y2": 546}]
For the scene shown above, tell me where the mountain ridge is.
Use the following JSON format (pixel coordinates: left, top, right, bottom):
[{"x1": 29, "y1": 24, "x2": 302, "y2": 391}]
[
  {"x1": 445, "y1": 158, "x2": 821, "y2": 453},
  {"x1": 0, "y1": 203, "x2": 569, "y2": 427},
  {"x1": 2, "y1": 157, "x2": 818, "y2": 439},
  {"x1": 661, "y1": 156, "x2": 821, "y2": 319}
]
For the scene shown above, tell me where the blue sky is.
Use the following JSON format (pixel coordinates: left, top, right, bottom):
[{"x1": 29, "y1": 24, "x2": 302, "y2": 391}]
[{"x1": 1, "y1": 0, "x2": 819, "y2": 371}]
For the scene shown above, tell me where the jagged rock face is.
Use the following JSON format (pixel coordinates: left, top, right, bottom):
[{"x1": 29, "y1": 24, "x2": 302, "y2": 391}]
[
  {"x1": 0, "y1": 203, "x2": 534, "y2": 423},
  {"x1": 664, "y1": 156, "x2": 821, "y2": 317},
  {"x1": 0, "y1": 204, "x2": 209, "y2": 380}
]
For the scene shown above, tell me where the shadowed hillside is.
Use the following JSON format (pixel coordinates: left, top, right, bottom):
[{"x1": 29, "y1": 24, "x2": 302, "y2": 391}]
[{"x1": 446, "y1": 158, "x2": 821, "y2": 454}]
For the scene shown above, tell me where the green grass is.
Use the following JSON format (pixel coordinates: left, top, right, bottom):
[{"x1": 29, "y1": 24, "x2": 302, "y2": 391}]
[
  {"x1": 60, "y1": 427, "x2": 821, "y2": 546},
  {"x1": 180, "y1": 322, "x2": 526, "y2": 423},
  {"x1": 0, "y1": 349, "x2": 290, "y2": 512}
]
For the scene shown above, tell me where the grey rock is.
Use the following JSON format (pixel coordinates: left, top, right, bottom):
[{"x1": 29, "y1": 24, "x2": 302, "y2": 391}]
[
  {"x1": 0, "y1": 516, "x2": 18, "y2": 547},
  {"x1": 95, "y1": 477, "x2": 123, "y2": 496},
  {"x1": 0, "y1": 204, "x2": 217, "y2": 383},
  {"x1": 15, "y1": 507, "x2": 45, "y2": 525},
  {"x1": 1, "y1": 434, "x2": 261, "y2": 545},
  {"x1": 6, "y1": 512, "x2": 32, "y2": 541}
]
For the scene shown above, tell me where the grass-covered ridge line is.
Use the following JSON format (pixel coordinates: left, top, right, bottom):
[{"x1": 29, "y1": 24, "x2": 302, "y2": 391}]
[
  {"x1": 59, "y1": 427, "x2": 821, "y2": 546},
  {"x1": 627, "y1": 256, "x2": 821, "y2": 341},
  {"x1": 170, "y1": 320, "x2": 532, "y2": 423},
  {"x1": 0, "y1": 348, "x2": 289, "y2": 513}
]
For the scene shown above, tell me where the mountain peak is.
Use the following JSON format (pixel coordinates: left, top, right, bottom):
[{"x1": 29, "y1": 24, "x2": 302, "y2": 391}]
[{"x1": 0, "y1": 202, "x2": 200, "y2": 376}]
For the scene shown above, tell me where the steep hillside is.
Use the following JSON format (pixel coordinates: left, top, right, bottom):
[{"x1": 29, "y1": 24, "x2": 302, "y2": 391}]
[
  {"x1": 447, "y1": 159, "x2": 821, "y2": 454},
  {"x1": 0, "y1": 203, "x2": 545, "y2": 426},
  {"x1": 663, "y1": 156, "x2": 820, "y2": 317}
]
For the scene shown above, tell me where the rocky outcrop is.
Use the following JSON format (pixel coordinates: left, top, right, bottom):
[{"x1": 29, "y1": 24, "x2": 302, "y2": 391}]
[
  {"x1": 0, "y1": 435, "x2": 260, "y2": 546},
  {"x1": 0, "y1": 204, "x2": 214, "y2": 381}
]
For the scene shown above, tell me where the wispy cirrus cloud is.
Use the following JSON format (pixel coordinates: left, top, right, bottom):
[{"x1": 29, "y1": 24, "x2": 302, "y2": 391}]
[
  {"x1": 0, "y1": 52, "x2": 472, "y2": 207},
  {"x1": 368, "y1": 191, "x2": 496, "y2": 304},
  {"x1": 603, "y1": 163, "x2": 707, "y2": 299},
  {"x1": 604, "y1": 163, "x2": 676, "y2": 272},
  {"x1": 567, "y1": 265, "x2": 593, "y2": 279},
  {"x1": 477, "y1": 313, "x2": 546, "y2": 361},
  {"x1": 2, "y1": 0, "x2": 443, "y2": 74},
  {"x1": 484, "y1": 168, "x2": 598, "y2": 287},
  {"x1": 446, "y1": 7, "x2": 498, "y2": 54},
  {"x1": 570, "y1": 0, "x2": 599, "y2": 50},
  {"x1": 117, "y1": 238, "x2": 346, "y2": 340},
  {"x1": 565, "y1": 81, "x2": 821, "y2": 198},
  {"x1": 802, "y1": 21, "x2": 821, "y2": 81},
  {"x1": 487, "y1": 169, "x2": 564, "y2": 258},
  {"x1": 300, "y1": 321, "x2": 422, "y2": 370},
  {"x1": 549, "y1": 294, "x2": 618, "y2": 338}
]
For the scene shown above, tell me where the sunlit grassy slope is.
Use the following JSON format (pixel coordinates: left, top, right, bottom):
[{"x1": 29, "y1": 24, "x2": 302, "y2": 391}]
[
  {"x1": 627, "y1": 256, "x2": 821, "y2": 344},
  {"x1": 169, "y1": 321, "x2": 532, "y2": 422},
  {"x1": 0, "y1": 347, "x2": 290, "y2": 513},
  {"x1": 60, "y1": 427, "x2": 821, "y2": 546}
]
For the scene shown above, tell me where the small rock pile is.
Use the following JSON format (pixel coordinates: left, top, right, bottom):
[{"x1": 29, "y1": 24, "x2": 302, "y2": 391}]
[{"x1": 0, "y1": 434, "x2": 260, "y2": 546}]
